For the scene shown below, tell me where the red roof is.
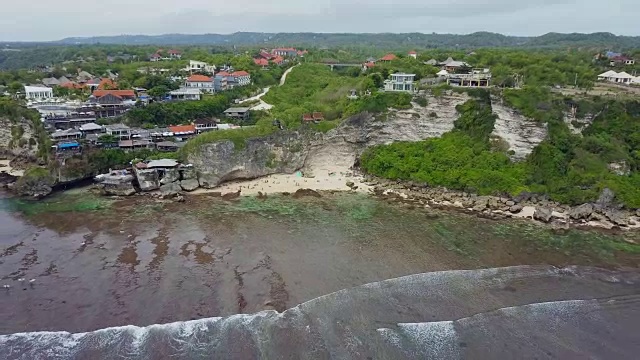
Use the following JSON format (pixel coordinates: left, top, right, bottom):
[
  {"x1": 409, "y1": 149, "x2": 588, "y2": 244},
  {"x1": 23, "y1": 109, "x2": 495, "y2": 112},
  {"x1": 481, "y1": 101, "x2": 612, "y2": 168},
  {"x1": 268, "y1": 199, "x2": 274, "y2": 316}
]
[
  {"x1": 273, "y1": 47, "x2": 296, "y2": 52},
  {"x1": 272, "y1": 56, "x2": 284, "y2": 64},
  {"x1": 232, "y1": 71, "x2": 250, "y2": 77},
  {"x1": 380, "y1": 54, "x2": 397, "y2": 61},
  {"x1": 313, "y1": 112, "x2": 324, "y2": 120},
  {"x1": 363, "y1": 62, "x2": 375, "y2": 68},
  {"x1": 168, "y1": 49, "x2": 181, "y2": 55},
  {"x1": 169, "y1": 125, "x2": 196, "y2": 134},
  {"x1": 60, "y1": 82, "x2": 83, "y2": 89},
  {"x1": 217, "y1": 71, "x2": 230, "y2": 77},
  {"x1": 186, "y1": 75, "x2": 212, "y2": 82},
  {"x1": 408, "y1": 50, "x2": 417, "y2": 54},
  {"x1": 97, "y1": 78, "x2": 117, "y2": 90},
  {"x1": 150, "y1": 53, "x2": 162, "y2": 58},
  {"x1": 92, "y1": 90, "x2": 135, "y2": 98},
  {"x1": 302, "y1": 113, "x2": 314, "y2": 122},
  {"x1": 254, "y1": 58, "x2": 269, "y2": 66},
  {"x1": 259, "y1": 51, "x2": 273, "y2": 60}
]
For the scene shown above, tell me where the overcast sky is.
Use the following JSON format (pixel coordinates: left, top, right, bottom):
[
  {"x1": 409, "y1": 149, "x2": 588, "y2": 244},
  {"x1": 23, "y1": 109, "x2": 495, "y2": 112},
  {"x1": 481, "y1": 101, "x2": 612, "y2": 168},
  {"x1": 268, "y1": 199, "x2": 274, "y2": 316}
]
[{"x1": 0, "y1": 0, "x2": 637, "y2": 41}]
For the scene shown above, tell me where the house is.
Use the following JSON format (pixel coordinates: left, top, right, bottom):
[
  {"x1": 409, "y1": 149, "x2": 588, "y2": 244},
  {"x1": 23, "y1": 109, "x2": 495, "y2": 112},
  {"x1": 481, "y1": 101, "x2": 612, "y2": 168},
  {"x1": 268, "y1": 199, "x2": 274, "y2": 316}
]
[
  {"x1": 425, "y1": 59, "x2": 438, "y2": 66},
  {"x1": 384, "y1": 73, "x2": 415, "y2": 92},
  {"x1": 150, "y1": 53, "x2": 162, "y2": 62},
  {"x1": 214, "y1": 72, "x2": 229, "y2": 92},
  {"x1": 87, "y1": 78, "x2": 117, "y2": 92},
  {"x1": 169, "y1": 124, "x2": 196, "y2": 138},
  {"x1": 408, "y1": 51, "x2": 417, "y2": 59},
  {"x1": 42, "y1": 77, "x2": 61, "y2": 87},
  {"x1": 379, "y1": 53, "x2": 397, "y2": 62},
  {"x1": 597, "y1": 70, "x2": 618, "y2": 81},
  {"x1": 24, "y1": 85, "x2": 53, "y2": 100},
  {"x1": 272, "y1": 48, "x2": 298, "y2": 57},
  {"x1": 272, "y1": 56, "x2": 285, "y2": 65},
  {"x1": 439, "y1": 57, "x2": 470, "y2": 72},
  {"x1": 313, "y1": 112, "x2": 324, "y2": 121},
  {"x1": 446, "y1": 69, "x2": 492, "y2": 87},
  {"x1": 104, "y1": 124, "x2": 131, "y2": 140},
  {"x1": 598, "y1": 70, "x2": 635, "y2": 84},
  {"x1": 79, "y1": 122, "x2": 104, "y2": 134},
  {"x1": 185, "y1": 74, "x2": 214, "y2": 93},
  {"x1": 194, "y1": 118, "x2": 218, "y2": 133},
  {"x1": 254, "y1": 58, "x2": 269, "y2": 69},
  {"x1": 54, "y1": 141, "x2": 81, "y2": 154},
  {"x1": 362, "y1": 62, "x2": 375, "y2": 71},
  {"x1": 51, "y1": 129, "x2": 82, "y2": 141},
  {"x1": 229, "y1": 71, "x2": 251, "y2": 87},
  {"x1": 167, "y1": 49, "x2": 182, "y2": 60},
  {"x1": 302, "y1": 113, "x2": 314, "y2": 122},
  {"x1": 60, "y1": 82, "x2": 83, "y2": 90},
  {"x1": 92, "y1": 90, "x2": 136, "y2": 104},
  {"x1": 185, "y1": 60, "x2": 216, "y2": 73},
  {"x1": 224, "y1": 107, "x2": 251, "y2": 121},
  {"x1": 156, "y1": 141, "x2": 184, "y2": 152},
  {"x1": 258, "y1": 50, "x2": 274, "y2": 60},
  {"x1": 169, "y1": 88, "x2": 202, "y2": 101},
  {"x1": 610, "y1": 56, "x2": 635, "y2": 66},
  {"x1": 119, "y1": 139, "x2": 155, "y2": 150}
]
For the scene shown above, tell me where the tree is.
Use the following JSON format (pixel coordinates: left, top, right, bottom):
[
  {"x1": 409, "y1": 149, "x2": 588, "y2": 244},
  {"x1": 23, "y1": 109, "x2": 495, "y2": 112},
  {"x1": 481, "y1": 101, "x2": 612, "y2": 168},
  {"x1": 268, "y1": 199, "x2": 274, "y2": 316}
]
[
  {"x1": 148, "y1": 85, "x2": 169, "y2": 98},
  {"x1": 8, "y1": 81, "x2": 23, "y2": 95}
]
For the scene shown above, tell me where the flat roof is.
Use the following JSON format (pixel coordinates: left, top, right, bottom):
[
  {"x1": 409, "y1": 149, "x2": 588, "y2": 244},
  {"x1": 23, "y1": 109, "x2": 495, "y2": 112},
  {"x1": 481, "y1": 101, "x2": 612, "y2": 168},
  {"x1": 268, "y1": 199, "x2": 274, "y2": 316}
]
[{"x1": 224, "y1": 107, "x2": 251, "y2": 112}]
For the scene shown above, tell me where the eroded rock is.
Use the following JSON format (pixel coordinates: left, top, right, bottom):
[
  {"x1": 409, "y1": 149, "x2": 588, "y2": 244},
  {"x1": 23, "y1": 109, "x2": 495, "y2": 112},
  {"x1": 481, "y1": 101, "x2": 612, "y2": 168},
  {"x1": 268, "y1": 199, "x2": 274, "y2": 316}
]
[
  {"x1": 533, "y1": 207, "x2": 553, "y2": 223},
  {"x1": 180, "y1": 179, "x2": 200, "y2": 192}
]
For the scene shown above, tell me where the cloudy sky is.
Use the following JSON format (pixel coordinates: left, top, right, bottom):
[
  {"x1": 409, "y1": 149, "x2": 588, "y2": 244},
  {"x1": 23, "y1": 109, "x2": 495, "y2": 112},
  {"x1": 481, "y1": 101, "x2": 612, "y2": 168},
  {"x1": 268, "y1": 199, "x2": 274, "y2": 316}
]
[{"x1": 0, "y1": 0, "x2": 636, "y2": 41}]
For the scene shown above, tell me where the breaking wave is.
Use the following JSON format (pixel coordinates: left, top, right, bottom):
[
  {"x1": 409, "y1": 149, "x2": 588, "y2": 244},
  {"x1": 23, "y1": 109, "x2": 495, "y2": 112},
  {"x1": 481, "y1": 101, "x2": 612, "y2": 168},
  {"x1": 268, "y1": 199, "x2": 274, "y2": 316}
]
[{"x1": 2, "y1": 265, "x2": 639, "y2": 359}]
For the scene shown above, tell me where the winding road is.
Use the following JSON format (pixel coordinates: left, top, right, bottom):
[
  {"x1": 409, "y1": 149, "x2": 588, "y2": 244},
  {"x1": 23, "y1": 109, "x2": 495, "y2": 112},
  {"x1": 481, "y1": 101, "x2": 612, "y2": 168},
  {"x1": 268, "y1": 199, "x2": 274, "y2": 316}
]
[{"x1": 245, "y1": 65, "x2": 298, "y2": 111}]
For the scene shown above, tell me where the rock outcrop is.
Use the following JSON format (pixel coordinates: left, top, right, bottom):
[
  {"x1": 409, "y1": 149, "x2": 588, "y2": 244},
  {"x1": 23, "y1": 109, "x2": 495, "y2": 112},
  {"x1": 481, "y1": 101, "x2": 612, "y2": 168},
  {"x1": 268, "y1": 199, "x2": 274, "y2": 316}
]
[
  {"x1": 101, "y1": 174, "x2": 136, "y2": 196},
  {"x1": 11, "y1": 167, "x2": 55, "y2": 198},
  {"x1": 187, "y1": 131, "x2": 312, "y2": 188},
  {"x1": 134, "y1": 168, "x2": 161, "y2": 191},
  {"x1": 180, "y1": 179, "x2": 200, "y2": 192},
  {"x1": 490, "y1": 103, "x2": 548, "y2": 161},
  {"x1": 569, "y1": 203, "x2": 594, "y2": 220}
]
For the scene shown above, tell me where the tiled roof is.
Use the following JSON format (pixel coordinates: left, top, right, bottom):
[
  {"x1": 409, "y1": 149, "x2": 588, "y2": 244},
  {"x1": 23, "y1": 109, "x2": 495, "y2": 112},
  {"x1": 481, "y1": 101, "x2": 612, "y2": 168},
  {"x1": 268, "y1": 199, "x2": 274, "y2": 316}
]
[
  {"x1": 97, "y1": 78, "x2": 117, "y2": 90},
  {"x1": 302, "y1": 113, "x2": 314, "y2": 121},
  {"x1": 216, "y1": 71, "x2": 231, "y2": 77},
  {"x1": 408, "y1": 51, "x2": 417, "y2": 54},
  {"x1": 272, "y1": 56, "x2": 284, "y2": 64},
  {"x1": 186, "y1": 75, "x2": 212, "y2": 82},
  {"x1": 313, "y1": 112, "x2": 324, "y2": 120},
  {"x1": 168, "y1": 49, "x2": 181, "y2": 54},
  {"x1": 232, "y1": 71, "x2": 250, "y2": 77},
  {"x1": 93, "y1": 90, "x2": 135, "y2": 98},
  {"x1": 169, "y1": 124, "x2": 196, "y2": 134},
  {"x1": 363, "y1": 62, "x2": 375, "y2": 68},
  {"x1": 380, "y1": 54, "x2": 397, "y2": 61},
  {"x1": 254, "y1": 58, "x2": 269, "y2": 66}
]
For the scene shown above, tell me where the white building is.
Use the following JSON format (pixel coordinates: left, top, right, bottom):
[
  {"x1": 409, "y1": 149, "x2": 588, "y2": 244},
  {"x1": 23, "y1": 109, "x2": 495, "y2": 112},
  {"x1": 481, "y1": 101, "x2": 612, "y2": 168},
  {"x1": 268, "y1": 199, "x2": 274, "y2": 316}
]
[
  {"x1": 185, "y1": 75, "x2": 215, "y2": 93},
  {"x1": 384, "y1": 73, "x2": 415, "y2": 92},
  {"x1": 24, "y1": 85, "x2": 53, "y2": 100},
  {"x1": 408, "y1": 51, "x2": 417, "y2": 59},
  {"x1": 598, "y1": 70, "x2": 635, "y2": 84},
  {"x1": 169, "y1": 88, "x2": 202, "y2": 101},
  {"x1": 185, "y1": 60, "x2": 216, "y2": 73},
  {"x1": 230, "y1": 71, "x2": 251, "y2": 87}
]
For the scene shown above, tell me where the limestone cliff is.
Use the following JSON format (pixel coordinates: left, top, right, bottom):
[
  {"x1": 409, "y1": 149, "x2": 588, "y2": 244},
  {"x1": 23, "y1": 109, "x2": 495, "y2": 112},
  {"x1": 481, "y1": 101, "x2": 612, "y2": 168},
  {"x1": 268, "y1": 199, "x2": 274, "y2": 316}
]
[
  {"x1": 187, "y1": 131, "x2": 315, "y2": 188},
  {"x1": 490, "y1": 102, "x2": 548, "y2": 161}
]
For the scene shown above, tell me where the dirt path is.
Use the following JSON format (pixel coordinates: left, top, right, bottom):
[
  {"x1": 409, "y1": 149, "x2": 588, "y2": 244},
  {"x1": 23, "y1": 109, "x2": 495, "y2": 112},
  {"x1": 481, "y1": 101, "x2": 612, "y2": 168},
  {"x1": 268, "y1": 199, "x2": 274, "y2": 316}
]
[{"x1": 246, "y1": 65, "x2": 299, "y2": 111}]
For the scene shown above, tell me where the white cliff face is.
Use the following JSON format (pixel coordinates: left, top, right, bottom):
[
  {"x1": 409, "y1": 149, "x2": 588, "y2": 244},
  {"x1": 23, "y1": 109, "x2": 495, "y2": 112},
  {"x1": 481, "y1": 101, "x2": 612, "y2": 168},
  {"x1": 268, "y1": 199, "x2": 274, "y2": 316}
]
[
  {"x1": 367, "y1": 93, "x2": 470, "y2": 145},
  {"x1": 491, "y1": 103, "x2": 548, "y2": 161},
  {"x1": 563, "y1": 113, "x2": 594, "y2": 135}
]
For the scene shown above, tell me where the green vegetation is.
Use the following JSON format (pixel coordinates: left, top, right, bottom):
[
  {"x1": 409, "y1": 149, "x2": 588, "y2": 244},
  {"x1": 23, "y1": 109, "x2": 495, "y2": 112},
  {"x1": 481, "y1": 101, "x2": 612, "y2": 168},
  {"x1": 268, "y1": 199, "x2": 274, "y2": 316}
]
[
  {"x1": 180, "y1": 126, "x2": 273, "y2": 157},
  {"x1": 362, "y1": 88, "x2": 640, "y2": 207}
]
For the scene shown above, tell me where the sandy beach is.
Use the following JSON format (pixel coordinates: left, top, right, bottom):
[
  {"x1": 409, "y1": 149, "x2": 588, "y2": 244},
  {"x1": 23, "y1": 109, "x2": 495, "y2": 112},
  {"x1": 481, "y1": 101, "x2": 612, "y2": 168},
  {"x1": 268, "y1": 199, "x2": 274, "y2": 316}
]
[
  {"x1": 193, "y1": 169, "x2": 372, "y2": 196},
  {"x1": 0, "y1": 159, "x2": 24, "y2": 177}
]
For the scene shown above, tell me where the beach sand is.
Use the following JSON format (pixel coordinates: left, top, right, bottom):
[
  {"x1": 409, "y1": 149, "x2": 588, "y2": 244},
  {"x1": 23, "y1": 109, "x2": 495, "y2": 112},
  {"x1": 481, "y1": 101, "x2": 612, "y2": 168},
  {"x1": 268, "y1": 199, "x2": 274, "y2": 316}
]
[{"x1": 0, "y1": 159, "x2": 24, "y2": 177}]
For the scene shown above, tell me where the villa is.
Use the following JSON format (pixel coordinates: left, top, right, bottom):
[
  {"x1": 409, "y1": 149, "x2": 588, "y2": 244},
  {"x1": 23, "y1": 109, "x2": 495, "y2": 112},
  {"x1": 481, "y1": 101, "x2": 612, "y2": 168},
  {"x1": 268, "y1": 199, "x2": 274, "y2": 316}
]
[{"x1": 384, "y1": 73, "x2": 415, "y2": 92}]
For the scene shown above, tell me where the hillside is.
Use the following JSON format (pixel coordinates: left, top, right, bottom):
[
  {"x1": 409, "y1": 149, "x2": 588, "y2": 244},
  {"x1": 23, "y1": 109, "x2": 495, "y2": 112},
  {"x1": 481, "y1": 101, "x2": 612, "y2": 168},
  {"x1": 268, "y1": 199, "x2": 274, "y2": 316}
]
[{"x1": 26, "y1": 31, "x2": 640, "y2": 49}]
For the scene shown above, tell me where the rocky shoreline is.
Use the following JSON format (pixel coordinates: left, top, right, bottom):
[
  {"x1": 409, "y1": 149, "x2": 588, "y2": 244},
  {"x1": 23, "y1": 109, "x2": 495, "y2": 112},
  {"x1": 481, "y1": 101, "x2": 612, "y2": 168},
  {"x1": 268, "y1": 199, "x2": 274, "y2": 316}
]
[{"x1": 360, "y1": 176, "x2": 640, "y2": 230}]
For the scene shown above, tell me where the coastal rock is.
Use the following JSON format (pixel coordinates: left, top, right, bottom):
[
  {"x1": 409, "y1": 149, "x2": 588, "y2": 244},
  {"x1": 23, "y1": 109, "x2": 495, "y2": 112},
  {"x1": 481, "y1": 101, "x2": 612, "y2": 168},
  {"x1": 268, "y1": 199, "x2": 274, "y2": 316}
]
[
  {"x1": 505, "y1": 200, "x2": 515, "y2": 207},
  {"x1": 533, "y1": 207, "x2": 553, "y2": 223},
  {"x1": 12, "y1": 167, "x2": 55, "y2": 199},
  {"x1": 160, "y1": 169, "x2": 180, "y2": 185},
  {"x1": 0, "y1": 171, "x2": 18, "y2": 188},
  {"x1": 160, "y1": 182, "x2": 182, "y2": 197},
  {"x1": 603, "y1": 209, "x2": 628, "y2": 227},
  {"x1": 568, "y1": 203, "x2": 594, "y2": 220},
  {"x1": 180, "y1": 179, "x2": 200, "y2": 192},
  {"x1": 636, "y1": 209, "x2": 640, "y2": 217},
  {"x1": 293, "y1": 188, "x2": 322, "y2": 198},
  {"x1": 180, "y1": 167, "x2": 197, "y2": 180},
  {"x1": 134, "y1": 168, "x2": 160, "y2": 192},
  {"x1": 509, "y1": 204, "x2": 524, "y2": 213},
  {"x1": 188, "y1": 131, "x2": 309, "y2": 189},
  {"x1": 596, "y1": 188, "x2": 615, "y2": 208}
]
